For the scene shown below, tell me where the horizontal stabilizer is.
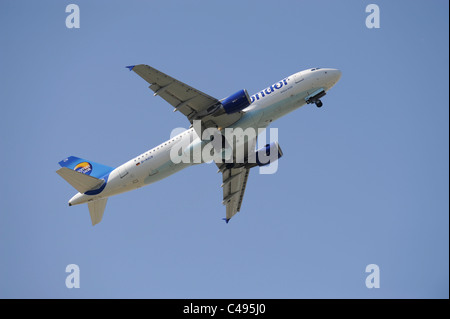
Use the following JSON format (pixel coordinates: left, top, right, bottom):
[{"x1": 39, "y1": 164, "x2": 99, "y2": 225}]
[
  {"x1": 88, "y1": 198, "x2": 108, "y2": 226},
  {"x1": 56, "y1": 167, "x2": 104, "y2": 193}
]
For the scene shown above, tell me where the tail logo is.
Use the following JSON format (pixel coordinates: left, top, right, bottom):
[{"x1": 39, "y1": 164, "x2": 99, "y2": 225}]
[{"x1": 74, "y1": 162, "x2": 92, "y2": 175}]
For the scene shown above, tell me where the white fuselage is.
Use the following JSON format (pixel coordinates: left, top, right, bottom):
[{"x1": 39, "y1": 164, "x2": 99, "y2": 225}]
[{"x1": 69, "y1": 68, "x2": 341, "y2": 206}]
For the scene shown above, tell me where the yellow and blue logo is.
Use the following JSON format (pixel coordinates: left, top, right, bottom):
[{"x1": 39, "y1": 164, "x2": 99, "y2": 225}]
[{"x1": 74, "y1": 162, "x2": 92, "y2": 175}]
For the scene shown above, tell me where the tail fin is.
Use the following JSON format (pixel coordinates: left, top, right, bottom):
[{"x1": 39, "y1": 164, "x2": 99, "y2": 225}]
[
  {"x1": 88, "y1": 198, "x2": 108, "y2": 225},
  {"x1": 57, "y1": 156, "x2": 114, "y2": 226},
  {"x1": 58, "y1": 156, "x2": 114, "y2": 179}
]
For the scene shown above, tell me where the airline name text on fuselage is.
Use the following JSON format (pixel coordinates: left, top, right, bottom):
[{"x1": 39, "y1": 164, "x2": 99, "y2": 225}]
[{"x1": 250, "y1": 78, "x2": 289, "y2": 102}]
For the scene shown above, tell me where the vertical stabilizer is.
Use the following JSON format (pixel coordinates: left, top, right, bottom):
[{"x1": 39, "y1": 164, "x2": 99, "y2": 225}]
[{"x1": 58, "y1": 156, "x2": 114, "y2": 179}]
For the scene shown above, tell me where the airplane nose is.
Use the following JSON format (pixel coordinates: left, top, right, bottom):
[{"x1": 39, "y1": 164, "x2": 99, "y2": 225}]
[
  {"x1": 330, "y1": 69, "x2": 342, "y2": 82},
  {"x1": 323, "y1": 68, "x2": 341, "y2": 88}
]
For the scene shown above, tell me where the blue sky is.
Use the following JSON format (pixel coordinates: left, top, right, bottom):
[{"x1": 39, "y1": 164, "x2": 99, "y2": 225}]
[{"x1": 0, "y1": 0, "x2": 448, "y2": 298}]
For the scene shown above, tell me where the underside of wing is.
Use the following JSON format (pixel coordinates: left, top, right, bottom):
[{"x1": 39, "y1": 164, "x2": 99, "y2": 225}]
[
  {"x1": 221, "y1": 167, "x2": 250, "y2": 222},
  {"x1": 128, "y1": 64, "x2": 243, "y2": 135},
  {"x1": 130, "y1": 64, "x2": 217, "y2": 117}
]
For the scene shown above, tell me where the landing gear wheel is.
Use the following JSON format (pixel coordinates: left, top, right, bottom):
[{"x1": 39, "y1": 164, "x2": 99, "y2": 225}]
[{"x1": 315, "y1": 100, "x2": 323, "y2": 108}]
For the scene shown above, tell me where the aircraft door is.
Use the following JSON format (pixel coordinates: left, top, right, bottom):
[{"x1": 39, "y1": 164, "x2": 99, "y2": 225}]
[
  {"x1": 118, "y1": 164, "x2": 129, "y2": 178},
  {"x1": 294, "y1": 72, "x2": 304, "y2": 84}
]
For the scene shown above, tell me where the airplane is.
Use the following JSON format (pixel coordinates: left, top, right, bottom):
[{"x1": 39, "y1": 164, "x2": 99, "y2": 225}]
[{"x1": 56, "y1": 65, "x2": 341, "y2": 225}]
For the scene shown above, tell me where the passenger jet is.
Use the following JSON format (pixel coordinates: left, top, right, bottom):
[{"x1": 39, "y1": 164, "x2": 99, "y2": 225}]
[{"x1": 56, "y1": 65, "x2": 341, "y2": 225}]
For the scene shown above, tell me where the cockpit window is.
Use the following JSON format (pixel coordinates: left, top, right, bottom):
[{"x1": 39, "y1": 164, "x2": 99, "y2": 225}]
[{"x1": 311, "y1": 68, "x2": 321, "y2": 71}]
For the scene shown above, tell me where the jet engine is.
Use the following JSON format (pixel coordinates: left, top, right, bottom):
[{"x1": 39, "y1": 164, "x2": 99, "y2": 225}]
[
  {"x1": 254, "y1": 142, "x2": 283, "y2": 167},
  {"x1": 219, "y1": 142, "x2": 283, "y2": 171},
  {"x1": 211, "y1": 89, "x2": 251, "y2": 116}
]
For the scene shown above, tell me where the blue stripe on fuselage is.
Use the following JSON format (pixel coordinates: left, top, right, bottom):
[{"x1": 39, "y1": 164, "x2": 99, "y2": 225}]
[{"x1": 84, "y1": 174, "x2": 110, "y2": 195}]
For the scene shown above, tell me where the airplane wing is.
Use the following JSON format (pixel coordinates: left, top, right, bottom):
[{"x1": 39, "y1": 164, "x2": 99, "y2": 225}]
[
  {"x1": 127, "y1": 64, "x2": 243, "y2": 135},
  {"x1": 218, "y1": 132, "x2": 258, "y2": 222},
  {"x1": 220, "y1": 166, "x2": 250, "y2": 223}
]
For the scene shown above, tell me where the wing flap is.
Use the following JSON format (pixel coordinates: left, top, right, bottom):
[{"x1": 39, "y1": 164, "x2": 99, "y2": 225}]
[{"x1": 222, "y1": 167, "x2": 250, "y2": 221}]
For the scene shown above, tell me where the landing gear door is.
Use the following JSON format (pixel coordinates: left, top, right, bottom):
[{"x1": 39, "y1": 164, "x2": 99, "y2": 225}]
[
  {"x1": 118, "y1": 164, "x2": 129, "y2": 178},
  {"x1": 294, "y1": 72, "x2": 304, "y2": 84}
]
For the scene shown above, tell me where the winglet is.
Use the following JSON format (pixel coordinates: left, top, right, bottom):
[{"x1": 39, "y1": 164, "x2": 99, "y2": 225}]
[
  {"x1": 222, "y1": 218, "x2": 230, "y2": 224},
  {"x1": 126, "y1": 65, "x2": 135, "y2": 71}
]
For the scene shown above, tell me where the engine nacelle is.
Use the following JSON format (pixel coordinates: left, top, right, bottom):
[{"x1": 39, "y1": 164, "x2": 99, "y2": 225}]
[
  {"x1": 219, "y1": 142, "x2": 283, "y2": 171},
  {"x1": 255, "y1": 142, "x2": 283, "y2": 167},
  {"x1": 221, "y1": 89, "x2": 252, "y2": 114}
]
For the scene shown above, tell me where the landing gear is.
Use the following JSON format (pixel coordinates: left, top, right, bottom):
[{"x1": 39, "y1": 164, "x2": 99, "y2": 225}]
[{"x1": 305, "y1": 89, "x2": 326, "y2": 108}]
